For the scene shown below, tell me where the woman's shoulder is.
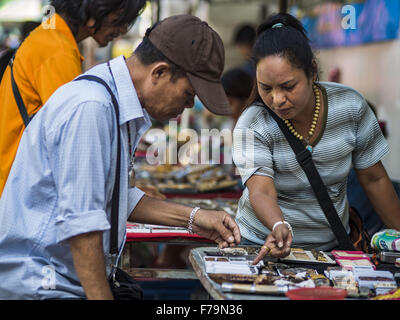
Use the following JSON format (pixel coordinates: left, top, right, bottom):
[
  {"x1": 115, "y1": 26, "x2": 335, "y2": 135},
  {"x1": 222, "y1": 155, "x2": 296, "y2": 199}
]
[
  {"x1": 318, "y1": 81, "x2": 368, "y2": 120},
  {"x1": 319, "y1": 81, "x2": 365, "y2": 105},
  {"x1": 235, "y1": 103, "x2": 271, "y2": 130}
]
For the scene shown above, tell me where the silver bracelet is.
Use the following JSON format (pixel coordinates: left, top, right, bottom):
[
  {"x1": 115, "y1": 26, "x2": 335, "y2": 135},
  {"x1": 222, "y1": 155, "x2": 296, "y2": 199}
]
[
  {"x1": 272, "y1": 220, "x2": 294, "y2": 237},
  {"x1": 187, "y1": 207, "x2": 201, "y2": 234}
]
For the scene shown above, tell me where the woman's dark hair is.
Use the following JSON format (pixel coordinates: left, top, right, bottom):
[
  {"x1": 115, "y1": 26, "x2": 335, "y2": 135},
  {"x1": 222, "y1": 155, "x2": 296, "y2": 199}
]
[
  {"x1": 222, "y1": 68, "x2": 254, "y2": 100},
  {"x1": 134, "y1": 36, "x2": 186, "y2": 82},
  {"x1": 248, "y1": 12, "x2": 318, "y2": 106},
  {"x1": 50, "y1": 0, "x2": 146, "y2": 35},
  {"x1": 252, "y1": 12, "x2": 317, "y2": 78}
]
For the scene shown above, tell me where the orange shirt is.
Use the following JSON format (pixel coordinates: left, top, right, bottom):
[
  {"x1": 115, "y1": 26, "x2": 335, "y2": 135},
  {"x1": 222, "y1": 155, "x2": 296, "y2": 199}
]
[{"x1": 0, "y1": 14, "x2": 84, "y2": 195}]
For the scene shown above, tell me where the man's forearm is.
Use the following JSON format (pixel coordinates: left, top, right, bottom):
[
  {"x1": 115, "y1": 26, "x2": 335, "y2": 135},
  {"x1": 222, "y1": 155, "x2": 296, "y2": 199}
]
[
  {"x1": 128, "y1": 195, "x2": 192, "y2": 226},
  {"x1": 129, "y1": 195, "x2": 241, "y2": 248},
  {"x1": 69, "y1": 231, "x2": 114, "y2": 300}
]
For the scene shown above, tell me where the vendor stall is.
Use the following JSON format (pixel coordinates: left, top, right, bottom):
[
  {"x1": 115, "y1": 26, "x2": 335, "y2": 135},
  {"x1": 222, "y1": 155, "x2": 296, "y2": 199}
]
[{"x1": 189, "y1": 242, "x2": 400, "y2": 300}]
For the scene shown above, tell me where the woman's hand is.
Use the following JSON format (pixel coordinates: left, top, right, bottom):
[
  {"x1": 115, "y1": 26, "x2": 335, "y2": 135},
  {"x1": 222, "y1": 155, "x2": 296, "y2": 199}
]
[
  {"x1": 252, "y1": 223, "x2": 292, "y2": 265},
  {"x1": 191, "y1": 209, "x2": 241, "y2": 249}
]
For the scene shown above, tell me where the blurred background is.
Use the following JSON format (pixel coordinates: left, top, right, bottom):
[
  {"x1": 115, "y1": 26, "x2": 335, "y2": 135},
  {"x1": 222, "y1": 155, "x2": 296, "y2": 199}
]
[{"x1": 0, "y1": 0, "x2": 399, "y2": 182}]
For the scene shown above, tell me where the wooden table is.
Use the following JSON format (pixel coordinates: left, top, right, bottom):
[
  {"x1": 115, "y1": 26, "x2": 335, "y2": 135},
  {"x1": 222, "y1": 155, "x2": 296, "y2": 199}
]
[{"x1": 189, "y1": 246, "x2": 290, "y2": 300}]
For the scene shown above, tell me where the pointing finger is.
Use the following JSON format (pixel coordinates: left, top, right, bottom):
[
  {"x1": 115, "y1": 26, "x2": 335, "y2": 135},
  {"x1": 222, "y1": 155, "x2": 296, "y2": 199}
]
[{"x1": 252, "y1": 245, "x2": 271, "y2": 265}]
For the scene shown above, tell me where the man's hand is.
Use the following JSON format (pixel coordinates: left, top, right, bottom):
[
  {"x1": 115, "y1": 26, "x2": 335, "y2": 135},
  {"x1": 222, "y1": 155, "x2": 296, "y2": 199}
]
[{"x1": 191, "y1": 209, "x2": 241, "y2": 248}]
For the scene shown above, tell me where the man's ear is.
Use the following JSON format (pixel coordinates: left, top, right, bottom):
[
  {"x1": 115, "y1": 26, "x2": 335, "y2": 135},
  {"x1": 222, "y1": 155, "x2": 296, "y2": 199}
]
[
  {"x1": 150, "y1": 62, "x2": 170, "y2": 84},
  {"x1": 86, "y1": 17, "x2": 96, "y2": 29}
]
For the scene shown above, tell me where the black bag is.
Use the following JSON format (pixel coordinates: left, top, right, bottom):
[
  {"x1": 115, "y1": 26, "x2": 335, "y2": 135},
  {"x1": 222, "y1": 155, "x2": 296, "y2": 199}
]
[
  {"x1": 109, "y1": 267, "x2": 143, "y2": 300},
  {"x1": 75, "y1": 65, "x2": 143, "y2": 300},
  {"x1": 265, "y1": 104, "x2": 360, "y2": 251},
  {"x1": 349, "y1": 207, "x2": 373, "y2": 253}
]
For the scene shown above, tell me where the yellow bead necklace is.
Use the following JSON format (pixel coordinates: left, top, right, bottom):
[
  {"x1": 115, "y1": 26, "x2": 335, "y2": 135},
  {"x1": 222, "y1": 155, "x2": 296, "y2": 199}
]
[{"x1": 283, "y1": 84, "x2": 320, "y2": 152}]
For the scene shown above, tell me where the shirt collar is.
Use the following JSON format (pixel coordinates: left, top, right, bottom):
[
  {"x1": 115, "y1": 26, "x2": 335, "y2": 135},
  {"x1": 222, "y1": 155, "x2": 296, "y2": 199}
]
[
  {"x1": 52, "y1": 13, "x2": 84, "y2": 62},
  {"x1": 108, "y1": 56, "x2": 150, "y2": 126}
]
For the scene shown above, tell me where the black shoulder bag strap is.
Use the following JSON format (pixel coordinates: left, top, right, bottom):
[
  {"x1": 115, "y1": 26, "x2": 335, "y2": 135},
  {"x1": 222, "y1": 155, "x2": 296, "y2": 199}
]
[
  {"x1": 264, "y1": 104, "x2": 355, "y2": 250},
  {"x1": 74, "y1": 70, "x2": 121, "y2": 260},
  {"x1": 75, "y1": 70, "x2": 144, "y2": 300},
  {"x1": 9, "y1": 56, "x2": 32, "y2": 127}
]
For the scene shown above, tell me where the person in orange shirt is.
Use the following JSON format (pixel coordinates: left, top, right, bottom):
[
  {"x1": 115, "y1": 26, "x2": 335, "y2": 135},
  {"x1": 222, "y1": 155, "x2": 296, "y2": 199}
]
[{"x1": 0, "y1": 0, "x2": 147, "y2": 196}]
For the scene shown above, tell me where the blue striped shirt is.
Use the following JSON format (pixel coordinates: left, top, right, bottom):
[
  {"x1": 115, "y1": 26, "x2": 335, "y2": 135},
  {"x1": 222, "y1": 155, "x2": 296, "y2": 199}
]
[
  {"x1": 232, "y1": 82, "x2": 389, "y2": 250},
  {"x1": 0, "y1": 56, "x2": 151, "y2": 299}
]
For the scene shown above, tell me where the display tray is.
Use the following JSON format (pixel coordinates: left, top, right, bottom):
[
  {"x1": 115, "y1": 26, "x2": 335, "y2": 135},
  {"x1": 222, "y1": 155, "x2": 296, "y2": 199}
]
[
  {"x1": 205, "y1": 247, "x2": 336, "y2": 265},
  {"x1": 191, "y1": 247, "x2": 400, "y2": 300},
  {"x1": 280, "y1": 248, "x2": 336, "y2": 265},
  {"x1": 204, "y1": 254, "x2": 263, "y2": 275},
  {"x1": 378, "y1": 251, "x2": 400, "y2": 263},
  {"x1": 125, "y1": 223, "x2": 213, "y2": 242}
]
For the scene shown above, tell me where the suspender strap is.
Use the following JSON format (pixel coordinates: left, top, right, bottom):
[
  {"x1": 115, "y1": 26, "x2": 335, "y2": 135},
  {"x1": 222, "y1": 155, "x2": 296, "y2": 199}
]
[
  {"x1": 265, "y1": 105, "x2": 355, "y2": 250},
  {"x1": 74, "y1": 73, "x2": 121, "y2": 257},
  {"x1": 9, "y1": 56, "x2": 31, "y2": 127}
]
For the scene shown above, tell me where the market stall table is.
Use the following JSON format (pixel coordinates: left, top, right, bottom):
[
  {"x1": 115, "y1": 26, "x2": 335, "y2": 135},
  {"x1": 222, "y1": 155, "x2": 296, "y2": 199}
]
[
  {"x1": 188, "y1": 246, "x2": 400, "y2": 300},
  {"x1": 189, "y1": 247, "x2": 289, "y2": 300}
]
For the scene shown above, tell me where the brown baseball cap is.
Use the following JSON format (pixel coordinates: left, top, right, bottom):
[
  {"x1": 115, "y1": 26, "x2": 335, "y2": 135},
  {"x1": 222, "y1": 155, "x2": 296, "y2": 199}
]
[{"x1": 147, "y1": 14, "x2": 232, "y2": 116}]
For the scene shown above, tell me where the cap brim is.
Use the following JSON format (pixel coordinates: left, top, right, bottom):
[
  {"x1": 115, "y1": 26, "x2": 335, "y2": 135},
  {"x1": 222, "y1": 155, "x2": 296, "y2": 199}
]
[{"x1": 187, "y1": 73, "x2": 232, "y2": 116}]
